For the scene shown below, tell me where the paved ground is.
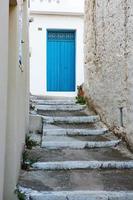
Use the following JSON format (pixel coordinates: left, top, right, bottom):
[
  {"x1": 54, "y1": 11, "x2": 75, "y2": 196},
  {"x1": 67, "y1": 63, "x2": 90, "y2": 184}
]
[{"x1": 19, "y1": 97, "x2": 133, "y2": 199}]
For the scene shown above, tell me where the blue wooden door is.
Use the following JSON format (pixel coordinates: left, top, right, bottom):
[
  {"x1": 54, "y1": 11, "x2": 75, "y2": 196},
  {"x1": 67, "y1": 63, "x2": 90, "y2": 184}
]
[{"x1": 47, "y1": 30, "x2": 75, "y2": 92}]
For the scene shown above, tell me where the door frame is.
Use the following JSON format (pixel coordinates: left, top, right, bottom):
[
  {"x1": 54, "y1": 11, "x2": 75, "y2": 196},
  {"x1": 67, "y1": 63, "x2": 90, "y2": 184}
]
[{"x1": 46, "y1": 28, "x2": 77, "y2": 95}]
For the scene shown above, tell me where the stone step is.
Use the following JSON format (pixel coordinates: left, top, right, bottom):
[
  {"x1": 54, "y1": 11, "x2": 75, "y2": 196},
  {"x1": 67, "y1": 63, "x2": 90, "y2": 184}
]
[
  {"x1": 27, "y1": 148, "x2": 133, "y2": 162},
  {"x1": 36, "y1": 104, "x2": 86, "y2": 112},
  {"x1": 19, "y1": 188, "x2": 133, "y2": 200},
  {"x1": 43, "y1": 116, "x2": 100, "y2": 124},
  {"x1": 32, "y1": 160, "x2": 133, "y2": 170},
  {"x1": 33, "y1": 99, "x2": 76, "y2": 105},
  {"x1": 38, "y1": 110, "x2": 88, "y2": 117},
  {"x1": 42, "y1": 135, "x2": 109, "y2": 144},
  {"x1": 43, "y1": 123, "x2": 99, "y2": 130},
  {"x1": 19, "y1": 169, "x2": 133, "y2": 194},
  {"x1": 43, "y1": 128, "x2": 108, "y2": 136},
  {"x1": 41, "y1": 140, "x2": 121, "y2": 149}
]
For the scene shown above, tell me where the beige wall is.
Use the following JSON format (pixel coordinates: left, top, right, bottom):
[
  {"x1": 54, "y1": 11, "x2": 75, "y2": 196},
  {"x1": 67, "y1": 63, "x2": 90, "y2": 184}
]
[
  {"x1": 0, "y1": 0, "x2": 9, "y2": 199},
  {"x1": 84, "y1": 0, "x2": 133, "y2": 149},
  {"x1": 23, "y1": 0, "x2": 30, "y2": 134},
  {"x1": 0, "y1": 0, "x2": 29, "y2": 199}
]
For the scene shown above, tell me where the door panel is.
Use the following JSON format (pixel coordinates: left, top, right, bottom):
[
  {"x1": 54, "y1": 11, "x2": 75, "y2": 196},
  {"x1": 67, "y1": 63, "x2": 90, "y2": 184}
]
[{"x1": 47, "y1": 30, "x2": 75, "y2": 92}]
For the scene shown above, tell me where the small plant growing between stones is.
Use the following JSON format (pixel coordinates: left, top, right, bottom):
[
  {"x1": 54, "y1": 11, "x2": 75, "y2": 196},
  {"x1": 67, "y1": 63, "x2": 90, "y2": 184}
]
[
  {"x1": 15, "y1": 187, "x2": 26, "y2": 200},
  {"x1": 76, "y1": 85, "x2": 86, "y2": 105},
  {"x1": 21, "y1": 148, "x2": 39, "y2": 170},
  {"x1": 25, "y1": 135, "x2": 38, "y2": 150}
]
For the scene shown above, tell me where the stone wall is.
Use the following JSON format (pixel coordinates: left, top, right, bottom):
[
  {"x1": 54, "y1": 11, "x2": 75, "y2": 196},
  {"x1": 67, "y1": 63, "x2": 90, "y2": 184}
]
[{"x1": 84, "y1": 0, "x2": 133, "y2": 149}]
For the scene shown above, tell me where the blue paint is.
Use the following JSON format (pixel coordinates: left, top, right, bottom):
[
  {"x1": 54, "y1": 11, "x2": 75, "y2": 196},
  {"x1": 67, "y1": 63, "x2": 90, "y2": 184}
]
[{"x1": 47, "y1": 30, "x2": 76, "y2": 92}]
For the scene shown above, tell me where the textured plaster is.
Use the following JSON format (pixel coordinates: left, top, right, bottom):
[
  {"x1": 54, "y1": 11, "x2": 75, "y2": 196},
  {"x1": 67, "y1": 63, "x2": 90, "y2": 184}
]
[{"x1": 84, "y1": 0, "x2": 133, "y2": 149}]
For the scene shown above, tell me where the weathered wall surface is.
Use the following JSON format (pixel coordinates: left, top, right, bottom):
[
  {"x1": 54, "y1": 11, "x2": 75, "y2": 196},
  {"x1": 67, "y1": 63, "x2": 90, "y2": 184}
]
[
  {"x1": 84, "y1": 0, "x2": 133, "y2": 148},
  {"x1": 125, "y1": 0, "x2": 133, "y2": 149}
]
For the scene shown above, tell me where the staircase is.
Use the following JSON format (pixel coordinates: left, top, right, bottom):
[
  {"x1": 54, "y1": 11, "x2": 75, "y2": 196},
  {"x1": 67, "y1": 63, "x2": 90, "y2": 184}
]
[{"x1": 19, "y1": 98, "x2": 133, "y2": 200}]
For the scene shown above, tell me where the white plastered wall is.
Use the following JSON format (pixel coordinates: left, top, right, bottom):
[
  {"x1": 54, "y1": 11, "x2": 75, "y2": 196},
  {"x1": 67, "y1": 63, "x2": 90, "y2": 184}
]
[
  {"x1": 0, "y1": 0, "x2": 29, "y2": 199},
  {"x1": 30, "y1": 0, "x2": 84, "y2": 15},
  {"x1": 0, "y1": 1, "x2": 9, "y2": 199},
  {"x1": 3, "y1": 1, "x2": 29, "y2": 199},
  {"x1": 30, "y1": 14, "x2": 84, "y2": 96}
]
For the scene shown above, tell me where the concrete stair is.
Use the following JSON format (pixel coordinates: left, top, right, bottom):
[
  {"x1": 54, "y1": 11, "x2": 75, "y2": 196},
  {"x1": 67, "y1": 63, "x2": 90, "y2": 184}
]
[
  {"x1": 41, "y1": 138, "x2": 121, "y2": 149},
  {"x1": 19, "y1": 187, "x2": 133, "y2": 200},
  {"x1": 43, "y1": 116, "x2": 100, "y2": 124},
  {"x1": 24, "y1": 148, "x2": 133, "y2": 162},
  {"x1": 35, "y1": 104, "x2": 86, "y2": 112},
  {"x1": 32, "y1": 160, "x2": 133, "y2": 170},
  {"x1": 43, "y1": 128, "x2": 108, "y2": 136},
  {"x1": 19, "y1": 98, "x2": 133, "y2": 200},
  {"x1": 32, "y1": 99, "x2": 76, "y2": 105}
]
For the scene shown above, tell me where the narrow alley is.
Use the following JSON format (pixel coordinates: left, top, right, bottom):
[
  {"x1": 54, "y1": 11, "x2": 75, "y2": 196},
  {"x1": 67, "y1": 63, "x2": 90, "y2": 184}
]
[
  {"x1": 1, "y1": 0, "x2": 133, "y2": 199},
  {"x1": 18, "y1": 96, "x2": 133, "y2": 199}
]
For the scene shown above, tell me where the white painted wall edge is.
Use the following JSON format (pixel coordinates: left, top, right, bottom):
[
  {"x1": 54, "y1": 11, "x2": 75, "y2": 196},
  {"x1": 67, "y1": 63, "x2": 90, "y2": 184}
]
[{"x1": 30, "y1": 10, "x2": 84, "y2": 16}]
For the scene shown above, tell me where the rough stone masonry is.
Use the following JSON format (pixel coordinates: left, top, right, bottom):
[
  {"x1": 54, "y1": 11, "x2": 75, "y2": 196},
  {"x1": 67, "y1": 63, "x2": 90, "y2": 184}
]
[{"x1": 84, "y1": 0, "x2": 133, "y2": 150}]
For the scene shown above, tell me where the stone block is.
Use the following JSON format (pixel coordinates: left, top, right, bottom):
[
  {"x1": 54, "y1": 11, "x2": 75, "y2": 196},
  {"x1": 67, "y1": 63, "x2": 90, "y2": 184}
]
[{"x1": 29, "y1": 114, "x2": 42, "y2": 132}]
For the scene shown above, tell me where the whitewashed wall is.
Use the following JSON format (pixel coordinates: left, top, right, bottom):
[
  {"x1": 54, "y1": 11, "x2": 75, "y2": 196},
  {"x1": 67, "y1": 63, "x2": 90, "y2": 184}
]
[
  {"x1": 30, "y1": 0, "x2": 84, "y2": 15},
  {"x1": 3, "y1": 1, "x2": 29, "y2": 199},
  {"x1": 30, "y1": 0, "x2": 84, "y2": 96}
]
